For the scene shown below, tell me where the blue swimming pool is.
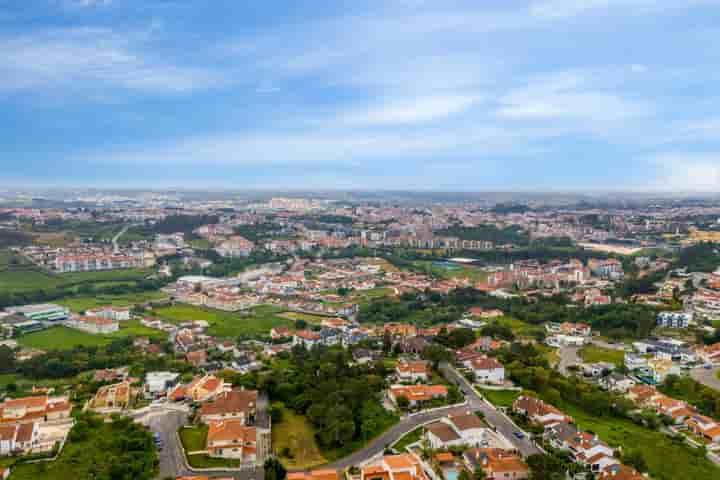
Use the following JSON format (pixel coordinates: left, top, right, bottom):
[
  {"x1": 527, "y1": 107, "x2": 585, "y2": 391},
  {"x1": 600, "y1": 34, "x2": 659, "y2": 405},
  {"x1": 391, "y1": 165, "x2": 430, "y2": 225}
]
[{"x1": 444, "y1": 468, "x2": 459, "y2": 480}]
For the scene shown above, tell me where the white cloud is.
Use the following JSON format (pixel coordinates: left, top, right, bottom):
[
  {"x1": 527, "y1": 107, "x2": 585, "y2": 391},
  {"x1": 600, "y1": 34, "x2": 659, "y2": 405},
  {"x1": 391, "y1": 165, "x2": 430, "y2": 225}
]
[
  {"x1": 0, "y1": 28, "x2": 221, "y2": 94},
  {"x1": 338, "y1": 94, "x2": 482, "y2": 126},
  {"x1": 496, "y1": 70, "x2": 651, "y2": 123},
  {"x1": 649, "y1": 152, "x2": 720, "y2": 191},
  {"x1": 529, "y1": 0, "x2": 712, "y2": 19}
]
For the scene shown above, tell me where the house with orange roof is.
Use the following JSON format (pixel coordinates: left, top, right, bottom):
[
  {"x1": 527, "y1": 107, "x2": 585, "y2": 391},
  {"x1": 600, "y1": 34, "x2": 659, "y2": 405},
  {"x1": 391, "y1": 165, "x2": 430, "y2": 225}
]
[
  {"x1": 0, "y1": 422, "x2": 38, "y2": 456},
  {"x1": 684, "y1": 413, "x2": 720, "y2": 443},
  {"x1": 388, "y1": 385, "x2": 448, "y2": 408},
  {"x1": 463, "y1": 448, "x2": 529, "y2": 480},
  {"x1": 206, "y1": 419, "x2": 268, "y2": 463},
  {"x1": 186, "y1": 350, "x2": 208, "y2": 367},
  {"x1": 626, "y1": 385, "x2": 658, "y2": 406},
  {"x1": 384, "y1": 323, "x2": 417, "y2": 339},
  {"x1": 360, "y1": 453, "x2": 428, "y2": 480},
  {"x1": 512, "y1": 396, "x2": 572, "y2": 428},
  {"x1": 698, "y1": 342, "x2": 720, "y2": 364},
  {"x1": 396, "y1": 360, "x2": 430, "y2": 382},
  {"x1": 170, "y1": 375, "x2": 227, "y2": 402},
  {"x1": 0, "y1": 466, "x2": 10, "y2": 479},
  {"x1": 198, "y1": 389, "x2": 258, "y2": 424},
  {"x1": 89, "y1": 381, "x2": 132, "y2": 412},
  {"x1": 0, "y1": 395, "x2": 71, "y2": 424},
  {"x1": 469, "y1": 356, "x2": 505, "y2": 385},
  {"x1": 287, "y1": 469, "x2": 339, "y2": 480},
  {"x1": 598, "y1": 464, "x2": 645, "y2": 480}
]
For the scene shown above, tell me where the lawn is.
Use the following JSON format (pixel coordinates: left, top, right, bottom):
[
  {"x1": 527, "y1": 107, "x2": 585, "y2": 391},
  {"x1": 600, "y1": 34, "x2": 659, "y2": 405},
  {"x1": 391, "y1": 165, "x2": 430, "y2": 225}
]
[
  {"x1": 18, "y1": 326, "x2": 112, "y2": 350},
  {"x1": 552, "y1": 398, "x2": 720, "y2": 480},
  {"x1": 578, "y1": 345, "x2": 625, "y2": 367},
  {"x1": 392, "y1": 426, "x2": 423, "y2": 452},
  {"x1": 412, "y1": 260, "x2": 488, "y2": 282},
  {"x1": 477, "y1": 388, "x2": 521, "y2": 407},
  {"x1": 152, "y1": 303, "x2": 293, "y2": 338},
  {"x1": 179, "y1": 425, "x2": 241, "y2": 468},
  {"x1": 58, "y1": 291, "x2": 166, "y2": 312},
  {"x1": 109, "y1": 319, "x2": 167, "y2": 341},
  {"x1": 272, "y1": 405, "x2": 327, "y2": 469}
]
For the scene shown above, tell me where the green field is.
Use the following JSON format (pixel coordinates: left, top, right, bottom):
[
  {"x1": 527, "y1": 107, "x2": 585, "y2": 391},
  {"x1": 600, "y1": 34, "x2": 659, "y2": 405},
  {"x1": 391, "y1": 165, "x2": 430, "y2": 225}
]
[
  {"x1": 477, "y1": 388, "x2": 521, "y2": 407},
  {"x1": 18, "y1": 326, "x2": 112, "y2": 350},
  {"x1": 493, "y1": 315, "x2": 543, "y2": 337},
  {"x1": 554, "y1": 399, "x2": 720, "y2": 480},
  {"x1": 272, "y1": 406, "x2": 327, "y2": 469},
  {"x1": 17, "y1": 320, "x2": 165, "y2": 351},
  {"x1": 279, "y1": 311, "x2": 328, "y2": 324},
  {"x1": 151, "y1": 303, "x2": 293, "y2": 338},
  {"x1": 578, "y1": 345, "x2": 625, "y2": 366},
  {"x1": 0, "y1": 250, "x2": 151, "y2": 295},
  {"x1": 58, "y1": 291, "x2": 166, "y2": 312},
  {"x1": 412, "y1": 260, "x2": 488, "y2": 282}
]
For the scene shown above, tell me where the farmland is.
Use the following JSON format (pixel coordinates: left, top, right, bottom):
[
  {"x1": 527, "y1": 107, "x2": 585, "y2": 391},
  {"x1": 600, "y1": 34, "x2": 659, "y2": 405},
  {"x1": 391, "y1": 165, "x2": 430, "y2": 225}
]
[{"x1": 17, "y1": 319, "x2": 165, "y2": 351}]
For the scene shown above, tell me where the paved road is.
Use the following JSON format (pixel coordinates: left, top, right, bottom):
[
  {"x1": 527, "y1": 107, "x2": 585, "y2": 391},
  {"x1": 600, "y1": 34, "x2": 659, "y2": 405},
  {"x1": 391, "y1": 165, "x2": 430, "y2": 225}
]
[
  {"x1": 690, "y1": 365, "x2": 720, "y2": 392},
  {"x1": 439, "y1": 363, "x2": 542, "y2": 458},
  {"x1": 111, "y1": 224, "x2": 130, "y2": 252},
  {"x1": 136, "y1": 407, "x2": 260, "y2": 480},
  {"x1": 557, "y1": 346, "x2": 581, "y2": 375}
]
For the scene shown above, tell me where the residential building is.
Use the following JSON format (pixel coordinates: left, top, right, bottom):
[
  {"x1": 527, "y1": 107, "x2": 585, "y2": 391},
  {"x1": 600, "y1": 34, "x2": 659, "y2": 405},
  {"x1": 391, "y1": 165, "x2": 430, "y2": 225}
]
[
  {"x1": 206, "y1": 420, "x2": 260, "y2": 463},
  {"x1": 656, "y1": 311, "x2": 692, "y2": 329},
  {"x1": 0, "y1": 395, "x2": 71, "y2": 424},
  {"x1": 424, "y1": 411, "x2": 513, "y2": 450},
  {"x1": 287, "y1": 469, "x2": 339, "y2": 480},
  {"x1": 199, "y1": 389, "x2": 258, "y2": 424},
  {"x1": 388, "y1": 385, "x2": 448, "y2": 407},
  {"x1": 512, "y1": 396, "x2": 573, "y2": 428},
  {"x1": 145, "y1": 372, "x2": 180, "y2": 397},
  {"x1": 89, "y1": 381, "x2": 132, "y2": 411},
  {"x1": 170, "y1": 375, "x2": 227, "y2": 402},
  {"x1": 463, "y1": 448, "x2": 529, "y2": 480},
  {"x1": 544, "y1": 422, "x2": 618, "y2": 474},
  {"x1": 66, "y1": 315, "x2": 119, "y2": 334},
  {"x1": 85, "y1": 306, "x2": 131, "y2": 322},
  {"x1": 360, "y1": 454, "x2": 428, "y2": 480},
  {"x1": 396, "y1": 360, "x2": 430, "y2": 382},
  {"x1": 685, "y1": 414, "x2": 720, "y2": 443},
  {"x1": 0, "y1": 423, "x2": 38, "y2": 456},
  {"x1": 469, "y1": 356, "x2": 505, "y2": 385}
]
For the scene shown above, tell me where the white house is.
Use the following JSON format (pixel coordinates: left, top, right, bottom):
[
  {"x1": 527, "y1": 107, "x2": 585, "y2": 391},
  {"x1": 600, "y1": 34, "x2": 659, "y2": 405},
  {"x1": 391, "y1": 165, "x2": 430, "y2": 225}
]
[
  {"x1": 396, "y1": 360, "x2": 429, "y2": 382},
  {"x1": 425, "y1": 411, "x2": 514, "y2": 450},
  {"x1": 470, "y1": 356, "x2": 505, "y2": 385}
]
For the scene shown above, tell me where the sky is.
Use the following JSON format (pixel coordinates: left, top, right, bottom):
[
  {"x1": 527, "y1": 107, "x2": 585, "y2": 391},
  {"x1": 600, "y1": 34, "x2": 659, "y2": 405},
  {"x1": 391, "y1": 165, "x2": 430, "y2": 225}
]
[{"x1": 1, "y1": 0, "x2": 720, "y2": 191}]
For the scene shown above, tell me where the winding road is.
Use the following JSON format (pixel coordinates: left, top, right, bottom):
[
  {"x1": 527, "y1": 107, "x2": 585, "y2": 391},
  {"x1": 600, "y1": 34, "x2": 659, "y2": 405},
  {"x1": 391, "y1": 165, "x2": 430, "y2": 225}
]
[
  {"x1": 142, "y1": 363, "x2": 541, "y2": 479},
  {"x1": 690, "y1": 365, "x2": 720, "y2": 392}
]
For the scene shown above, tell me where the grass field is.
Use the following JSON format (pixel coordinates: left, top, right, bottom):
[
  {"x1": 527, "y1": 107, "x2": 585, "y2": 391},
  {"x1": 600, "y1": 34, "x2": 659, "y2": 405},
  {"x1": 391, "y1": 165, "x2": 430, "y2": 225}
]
[
  {"x1": 58, "y1": 291, "x2": 166, "y2": 312},
  {"x1": 553, "y1": 398, "x2": 720, "y2": 480},
  {"x1": 18, "y1": 326, "x2": 112, "y2": 350},
  {"x1": 151, "y1": 303, "x2": 293, "y2": 338},
  {"x1": 578, "y1": 345, "x2": 625, "y2": 366},
  {"x1": 412, "y1": 260, "x2": 488, "y2": 282},
  {"x1": 272, "y1": 406, "x2": 327, "y2": 469},
  {"x1": 17, "y1": 319, "x2": 166, "y2": 351},
  {"x1": 279, "y1": 311, "x2": 329, "y2": 324},
  {"x1": 493, "y1": 316, "x2": 543, "y2": 338},
  {"x1": 477, "y1": 388, "x2": 521, "y2": 407}
]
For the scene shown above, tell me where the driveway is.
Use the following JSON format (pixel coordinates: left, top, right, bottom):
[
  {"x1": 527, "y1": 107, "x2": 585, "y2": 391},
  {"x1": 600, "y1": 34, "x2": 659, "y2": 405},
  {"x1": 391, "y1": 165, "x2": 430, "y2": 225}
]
[{"x1": 690, "y1": 365, "x2": 720, "y2": 392}]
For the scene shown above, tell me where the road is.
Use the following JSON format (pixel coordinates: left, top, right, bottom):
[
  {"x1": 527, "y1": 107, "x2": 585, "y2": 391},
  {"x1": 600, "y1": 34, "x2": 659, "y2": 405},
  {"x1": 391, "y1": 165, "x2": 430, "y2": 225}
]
[
  {"x1": 112, "y1": 224, "x2": 131, "y2": 252},
  {"x1": 690, "y1": 365, "x2": 720, "y2": 392},
  {"x1": 135, "y1": 407, "x2": 260, "y2": 480},
  {"x1": 439, "y1": 362, "x2": 542, "y2": 458},
  {"x1": 590, "y1": 339, "x2": 628, "y2": 351},
  {"x1": 557, "y1": 346, "x2": 581, "y2": 375}
]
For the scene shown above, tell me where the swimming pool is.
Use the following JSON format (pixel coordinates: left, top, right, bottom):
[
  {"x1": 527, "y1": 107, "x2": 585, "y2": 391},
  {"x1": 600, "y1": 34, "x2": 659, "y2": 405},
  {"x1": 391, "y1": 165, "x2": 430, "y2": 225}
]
[{"x1": 443, "y1": 468, "x2": 459, "y2": 480}]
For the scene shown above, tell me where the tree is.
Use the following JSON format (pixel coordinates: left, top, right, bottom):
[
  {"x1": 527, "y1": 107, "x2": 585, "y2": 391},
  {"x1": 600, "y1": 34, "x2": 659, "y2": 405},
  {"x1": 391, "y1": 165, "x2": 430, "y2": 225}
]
[
  {"x1": 473, "y1": 467, "x2": 487, "y2": 480},
  {"x1": 0, "y1": 346, "x2": 15, "y2": 373},
  {"x1": 622, "y1": 449, "x2": 648, "y2": 473},
  {"x1": 396, "y1": 395, "x2": 410, "y2": 410},
  {"x1": 264, "y1": 457, "x2": 287, "y2": 480}
]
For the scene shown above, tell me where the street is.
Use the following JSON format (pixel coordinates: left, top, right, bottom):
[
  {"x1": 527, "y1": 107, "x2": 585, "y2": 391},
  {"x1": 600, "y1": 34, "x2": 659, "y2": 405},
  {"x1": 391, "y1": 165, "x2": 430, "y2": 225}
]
[
  {"x1": 439, "y1": 362, "x2": 542, "y2": 458},
  {"x1": 690, "y1": 365, "x2": 720, "y2": 392}
]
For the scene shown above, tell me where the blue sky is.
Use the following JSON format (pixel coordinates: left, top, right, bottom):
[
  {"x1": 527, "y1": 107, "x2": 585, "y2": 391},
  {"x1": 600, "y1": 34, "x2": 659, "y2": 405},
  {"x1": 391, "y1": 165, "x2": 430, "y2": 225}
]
[{"x1": 2, "y1": 0, "x2": 720, "y2": 191}]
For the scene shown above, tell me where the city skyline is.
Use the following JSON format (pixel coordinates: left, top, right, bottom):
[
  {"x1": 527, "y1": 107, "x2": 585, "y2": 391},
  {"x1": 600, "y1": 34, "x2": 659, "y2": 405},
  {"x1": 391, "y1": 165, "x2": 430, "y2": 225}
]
[{"x1": 2, "y1": 1, "x2": 720, "y2": 190}]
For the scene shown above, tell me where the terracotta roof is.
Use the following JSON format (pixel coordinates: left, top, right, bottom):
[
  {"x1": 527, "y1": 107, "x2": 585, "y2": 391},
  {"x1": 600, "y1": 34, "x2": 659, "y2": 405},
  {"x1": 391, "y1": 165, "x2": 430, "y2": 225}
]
[
  {"x1": 425, "y1": 421, "x2": 460, "y2": 442},
  {"x1": 199, "y1": 389, "x2": 258, "y2": 417},
  {"x1": 448, "y1": 412, "x2": 485, "y2": 431},
  {"x1": 207, "y1": 419, "x2": 256, "y2": 444}
]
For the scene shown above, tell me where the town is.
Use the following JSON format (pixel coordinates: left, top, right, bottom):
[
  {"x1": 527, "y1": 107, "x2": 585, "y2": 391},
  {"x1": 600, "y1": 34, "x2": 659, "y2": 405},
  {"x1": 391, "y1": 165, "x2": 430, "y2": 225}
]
[{"x1": 1, "y1": 191, "x2": 720, "y2": 480}]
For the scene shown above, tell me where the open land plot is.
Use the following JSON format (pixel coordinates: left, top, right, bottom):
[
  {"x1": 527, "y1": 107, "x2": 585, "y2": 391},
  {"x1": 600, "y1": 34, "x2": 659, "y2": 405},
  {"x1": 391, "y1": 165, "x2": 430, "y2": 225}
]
[
  {"x1": 477, "y1": 388, "x2": 521, "y2": 407},
  {"x1": 151, "y1": 303, "x2": 293, "y2": 338},
  {"x1": 17, "y1": 319, "x2": 165, "y2": 351},
  {"x1": 272, "y1": 405, "x2": 327, "y2": 470},
  {"x1": 279, "y1": 311, "x2": 328, "y2": 324},
  {"x1": 58, "y1": 291, "x2": 166, "y2": 312},
  {"x1": 578, "y1": 345, "x2": 625, "y2": 367}
]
